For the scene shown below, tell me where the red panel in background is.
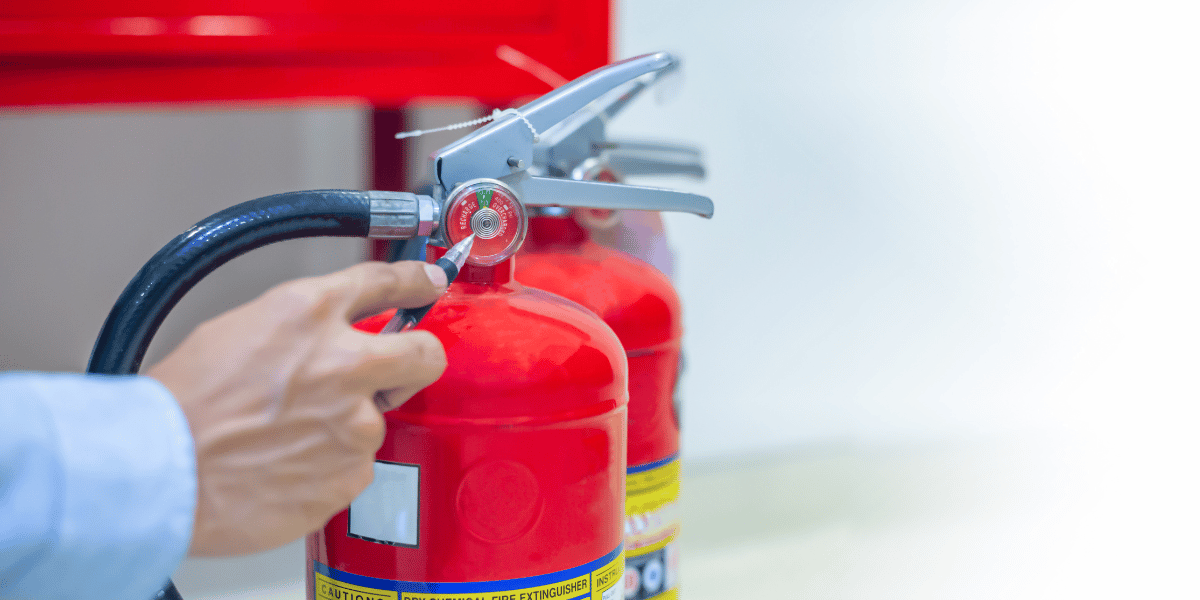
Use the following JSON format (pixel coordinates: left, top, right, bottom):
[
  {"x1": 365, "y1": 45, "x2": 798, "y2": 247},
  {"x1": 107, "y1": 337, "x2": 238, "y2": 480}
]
[{"x1": 0, "y1": 0, "x2": 611, "y2": 107}]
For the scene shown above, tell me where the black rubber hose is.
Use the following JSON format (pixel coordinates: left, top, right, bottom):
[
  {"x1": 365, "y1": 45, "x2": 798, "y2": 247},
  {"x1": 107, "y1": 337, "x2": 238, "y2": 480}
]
[
  {"x1": 152, "y1": 580, "x2": 182, "y2": 600},
  {"x1": 88, "y1": 190, "x2": 372, "y2": 376},
  {"x1": 86, "y1": 190, "x2": 375, "y2": 600}
]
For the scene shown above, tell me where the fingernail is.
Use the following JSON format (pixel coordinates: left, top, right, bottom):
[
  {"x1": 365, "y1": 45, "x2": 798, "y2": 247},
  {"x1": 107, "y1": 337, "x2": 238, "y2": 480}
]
[{"x1": 423, "y1": 264, "x2": 448, "y2": 290}]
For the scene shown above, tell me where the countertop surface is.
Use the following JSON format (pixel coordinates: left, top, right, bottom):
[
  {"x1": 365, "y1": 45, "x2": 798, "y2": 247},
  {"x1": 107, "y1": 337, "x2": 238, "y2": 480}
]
[{"x1": 175, "y1": 440, "x2": 1063, "y2": 599}]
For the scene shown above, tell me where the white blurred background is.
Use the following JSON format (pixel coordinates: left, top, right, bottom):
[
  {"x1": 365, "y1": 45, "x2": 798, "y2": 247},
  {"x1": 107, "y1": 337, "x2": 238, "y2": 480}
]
[{"x1": 2, "y1": 0, "x2": 1198, "y2": 597}]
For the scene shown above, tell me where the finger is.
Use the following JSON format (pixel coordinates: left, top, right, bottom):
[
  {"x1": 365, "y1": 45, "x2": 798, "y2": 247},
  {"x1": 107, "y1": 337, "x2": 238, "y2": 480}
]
[
  {"x1": 321, "y1": 261, "x2": 448, "y2": 323},
  {"x1": 374, "y1": 383, "x2": 429, "y2": 412},
  {"x1": 302, "y1": 458, "x2": 377, "y2": 531},
  {"x1": 342, "y1": 396, "x2": 387, "y2": 454},
  {"x1": 330, "y1": 459, "x2": 379, "y2": 512},
  {"x1": 346, "y1": 329, "x2": 447, "y2": 398}
]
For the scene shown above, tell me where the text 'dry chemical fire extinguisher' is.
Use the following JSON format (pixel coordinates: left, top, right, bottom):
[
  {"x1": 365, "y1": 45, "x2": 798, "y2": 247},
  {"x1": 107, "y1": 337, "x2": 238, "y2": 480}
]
[
  {"x1": 85, "y1": 53, "x2": 711, "y2": 600},
  {"x1": 517, "y1": 77, "x2": 708, "y2": 600}
]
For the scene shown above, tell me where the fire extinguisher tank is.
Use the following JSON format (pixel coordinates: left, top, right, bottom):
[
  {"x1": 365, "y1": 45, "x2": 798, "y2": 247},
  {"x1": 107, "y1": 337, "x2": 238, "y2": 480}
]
[
  {"x1": 308, "y1": 251, "x2": 629, "y2": 599},
  {"x1": 516, "y1": 216, "x2": 683, "y2": 600}
]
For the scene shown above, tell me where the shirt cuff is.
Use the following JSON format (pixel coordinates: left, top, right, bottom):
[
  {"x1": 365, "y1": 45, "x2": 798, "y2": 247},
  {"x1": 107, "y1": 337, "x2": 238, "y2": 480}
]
[{"x1": 24, "y1": 374, "x2": 197, "y2": 600}]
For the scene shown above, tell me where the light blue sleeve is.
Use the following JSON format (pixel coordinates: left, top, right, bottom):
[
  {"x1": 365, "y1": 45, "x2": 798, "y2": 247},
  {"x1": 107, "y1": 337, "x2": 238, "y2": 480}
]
[{"x1": 0, "y1": 372, "x2": 196, "y2": 600}]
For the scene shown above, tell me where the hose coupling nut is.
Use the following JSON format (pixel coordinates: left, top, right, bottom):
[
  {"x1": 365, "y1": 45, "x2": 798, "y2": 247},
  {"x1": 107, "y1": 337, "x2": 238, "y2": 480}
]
[{"x1": 368, "y1": 192, "x2": 440, "y2": 238}]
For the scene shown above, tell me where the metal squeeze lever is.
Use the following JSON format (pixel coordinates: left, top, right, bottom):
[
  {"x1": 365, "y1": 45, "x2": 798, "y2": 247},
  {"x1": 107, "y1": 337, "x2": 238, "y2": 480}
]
[
  {"x1": 434, "y1": 52, "x2": 682, "y2": 189},
  {"x1": 533, "y1": 74, "x2": 680, "y2": 178},
  {"x1": 531, "y1": 64, "x2": 706, "y2": 183}
]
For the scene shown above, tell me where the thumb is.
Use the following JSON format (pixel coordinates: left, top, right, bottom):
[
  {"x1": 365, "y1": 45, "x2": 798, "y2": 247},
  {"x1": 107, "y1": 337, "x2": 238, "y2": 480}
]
[{"x1": 327, "y1": 261, "x2": 448, "y2": 323}]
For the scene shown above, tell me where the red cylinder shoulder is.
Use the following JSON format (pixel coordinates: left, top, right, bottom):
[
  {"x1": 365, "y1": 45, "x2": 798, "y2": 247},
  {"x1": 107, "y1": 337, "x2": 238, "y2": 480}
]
[
  {"x1": 358, "y1": 280, "x2": 628, "y2": 422},
  {"x1": 518, "y1": 231, "x2": 681, "y2": 353},
  {"x1": 517, "y1": 218, "x2": 682, "y2": 465},
  {"x1": 329, "y1": 258, "x2": 630, "y2": 584}
]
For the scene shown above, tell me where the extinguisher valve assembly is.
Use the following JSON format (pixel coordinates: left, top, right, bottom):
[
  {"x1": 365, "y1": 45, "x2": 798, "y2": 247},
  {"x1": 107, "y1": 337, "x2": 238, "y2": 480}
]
[{"x1": 428, "y1": 51, "x2": 713, "y2": 257}]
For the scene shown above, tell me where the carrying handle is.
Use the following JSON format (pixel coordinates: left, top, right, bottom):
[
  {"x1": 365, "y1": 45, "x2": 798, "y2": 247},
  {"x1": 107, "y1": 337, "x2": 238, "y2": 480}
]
[
  {"x1": 604, "y1": 140, "x2": 702, "y2": 158},
  {"x1": 517, "y1": 52, "x2": 680, "y2": 136},
  {"x1": 594, "y1": 153, "x2": 706, "y2": 180},
  {"x1": 575, "y1": 143, "x2": 707, "y2": 182},
  {"x1": 507, "y1": 174, "x2": 713, "y2": 218}
]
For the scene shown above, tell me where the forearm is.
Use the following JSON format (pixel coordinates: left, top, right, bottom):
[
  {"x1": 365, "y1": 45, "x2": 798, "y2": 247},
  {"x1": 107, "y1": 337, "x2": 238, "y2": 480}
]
[{"x1": 0, "y1": 372, "x2": 195, "y2": 600}]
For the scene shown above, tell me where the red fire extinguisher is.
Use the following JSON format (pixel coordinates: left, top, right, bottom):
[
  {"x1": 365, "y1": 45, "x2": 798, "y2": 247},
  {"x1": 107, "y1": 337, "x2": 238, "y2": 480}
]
[
  {"x1": 515, "y1": 63, "x2": 708, "y2": 598},
  {"x1": 308, "y1": 179, "x2": 630, "y2": 600},
  {"x1": 516, "y1": 213, "x2": 680, "y2": 600}
]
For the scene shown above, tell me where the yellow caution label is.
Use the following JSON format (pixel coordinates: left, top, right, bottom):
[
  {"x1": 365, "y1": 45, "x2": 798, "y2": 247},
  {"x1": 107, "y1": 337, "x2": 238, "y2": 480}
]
[
  {"x1": 625, "y1": 456, "x2": 682, "y2": 599},
  {"x1": 316, "y1": 572, "x2": 398, "y2": 600},
  {"x1": 625, "y1": 457, "x2": 681, "y2": 558},
  {"x1": 314, "y1": 547, "x2": 621, "y2": 600},
  {"x1": 625, "y1": 459, "x2": 681, "y2": 516}
]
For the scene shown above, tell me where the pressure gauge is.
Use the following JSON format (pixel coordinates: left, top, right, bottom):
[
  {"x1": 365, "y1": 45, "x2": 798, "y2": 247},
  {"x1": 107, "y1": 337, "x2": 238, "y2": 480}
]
[{"x1": 443, "y1": 179, "x2": 527, "y2": 266}]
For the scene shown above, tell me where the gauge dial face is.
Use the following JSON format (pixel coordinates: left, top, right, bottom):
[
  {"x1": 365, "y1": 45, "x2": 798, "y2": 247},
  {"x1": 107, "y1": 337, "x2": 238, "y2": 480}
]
[{"x1": 444, "y1": 179, "x2": 527, "y2": 266}]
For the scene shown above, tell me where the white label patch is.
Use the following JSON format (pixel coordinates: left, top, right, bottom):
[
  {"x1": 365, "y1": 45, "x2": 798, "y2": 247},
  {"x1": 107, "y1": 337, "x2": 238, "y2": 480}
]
[{"x1": 349, "y1": 461, "x2": 420, "y2": 547}]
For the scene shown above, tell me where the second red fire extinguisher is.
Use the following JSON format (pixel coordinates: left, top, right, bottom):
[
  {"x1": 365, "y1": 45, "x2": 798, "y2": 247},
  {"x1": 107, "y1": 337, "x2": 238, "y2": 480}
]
[
  {"x1": 516, "y1": 66, "x2": 708, "y2": 598},
  {"x1": 516, "y1": 206, "x2": 685, "y2": 600}
]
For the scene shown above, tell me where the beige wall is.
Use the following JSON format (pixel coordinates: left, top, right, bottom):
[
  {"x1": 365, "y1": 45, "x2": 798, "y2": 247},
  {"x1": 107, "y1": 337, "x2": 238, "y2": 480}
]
[{"x1": 0, "y1": 108, "x2": 367, "y2": 374}]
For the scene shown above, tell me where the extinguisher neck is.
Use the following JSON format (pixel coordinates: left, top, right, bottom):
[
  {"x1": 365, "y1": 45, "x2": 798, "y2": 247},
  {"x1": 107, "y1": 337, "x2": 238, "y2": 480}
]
[
  {"x1": 427, "y1": 245, "x2": 513, "y2": 285},
  {"x1": 526, "y1": 216, "x2": 590, "y2": 248}
]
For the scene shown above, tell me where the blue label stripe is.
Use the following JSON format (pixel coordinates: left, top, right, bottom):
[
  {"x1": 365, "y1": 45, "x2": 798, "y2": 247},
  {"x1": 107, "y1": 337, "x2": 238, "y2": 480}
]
[
  {"x1": 626, "y1": 453, "x2": 679, "y2": 474},
  {"x1": 314, "y1": 544, "x2": 622, "y2": 594}
]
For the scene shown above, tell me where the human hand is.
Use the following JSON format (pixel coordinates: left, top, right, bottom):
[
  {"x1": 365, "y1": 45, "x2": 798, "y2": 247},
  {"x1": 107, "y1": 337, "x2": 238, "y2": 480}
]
[{"x1": 147, "y1": 261, "x2": 449, "y2": 557}]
